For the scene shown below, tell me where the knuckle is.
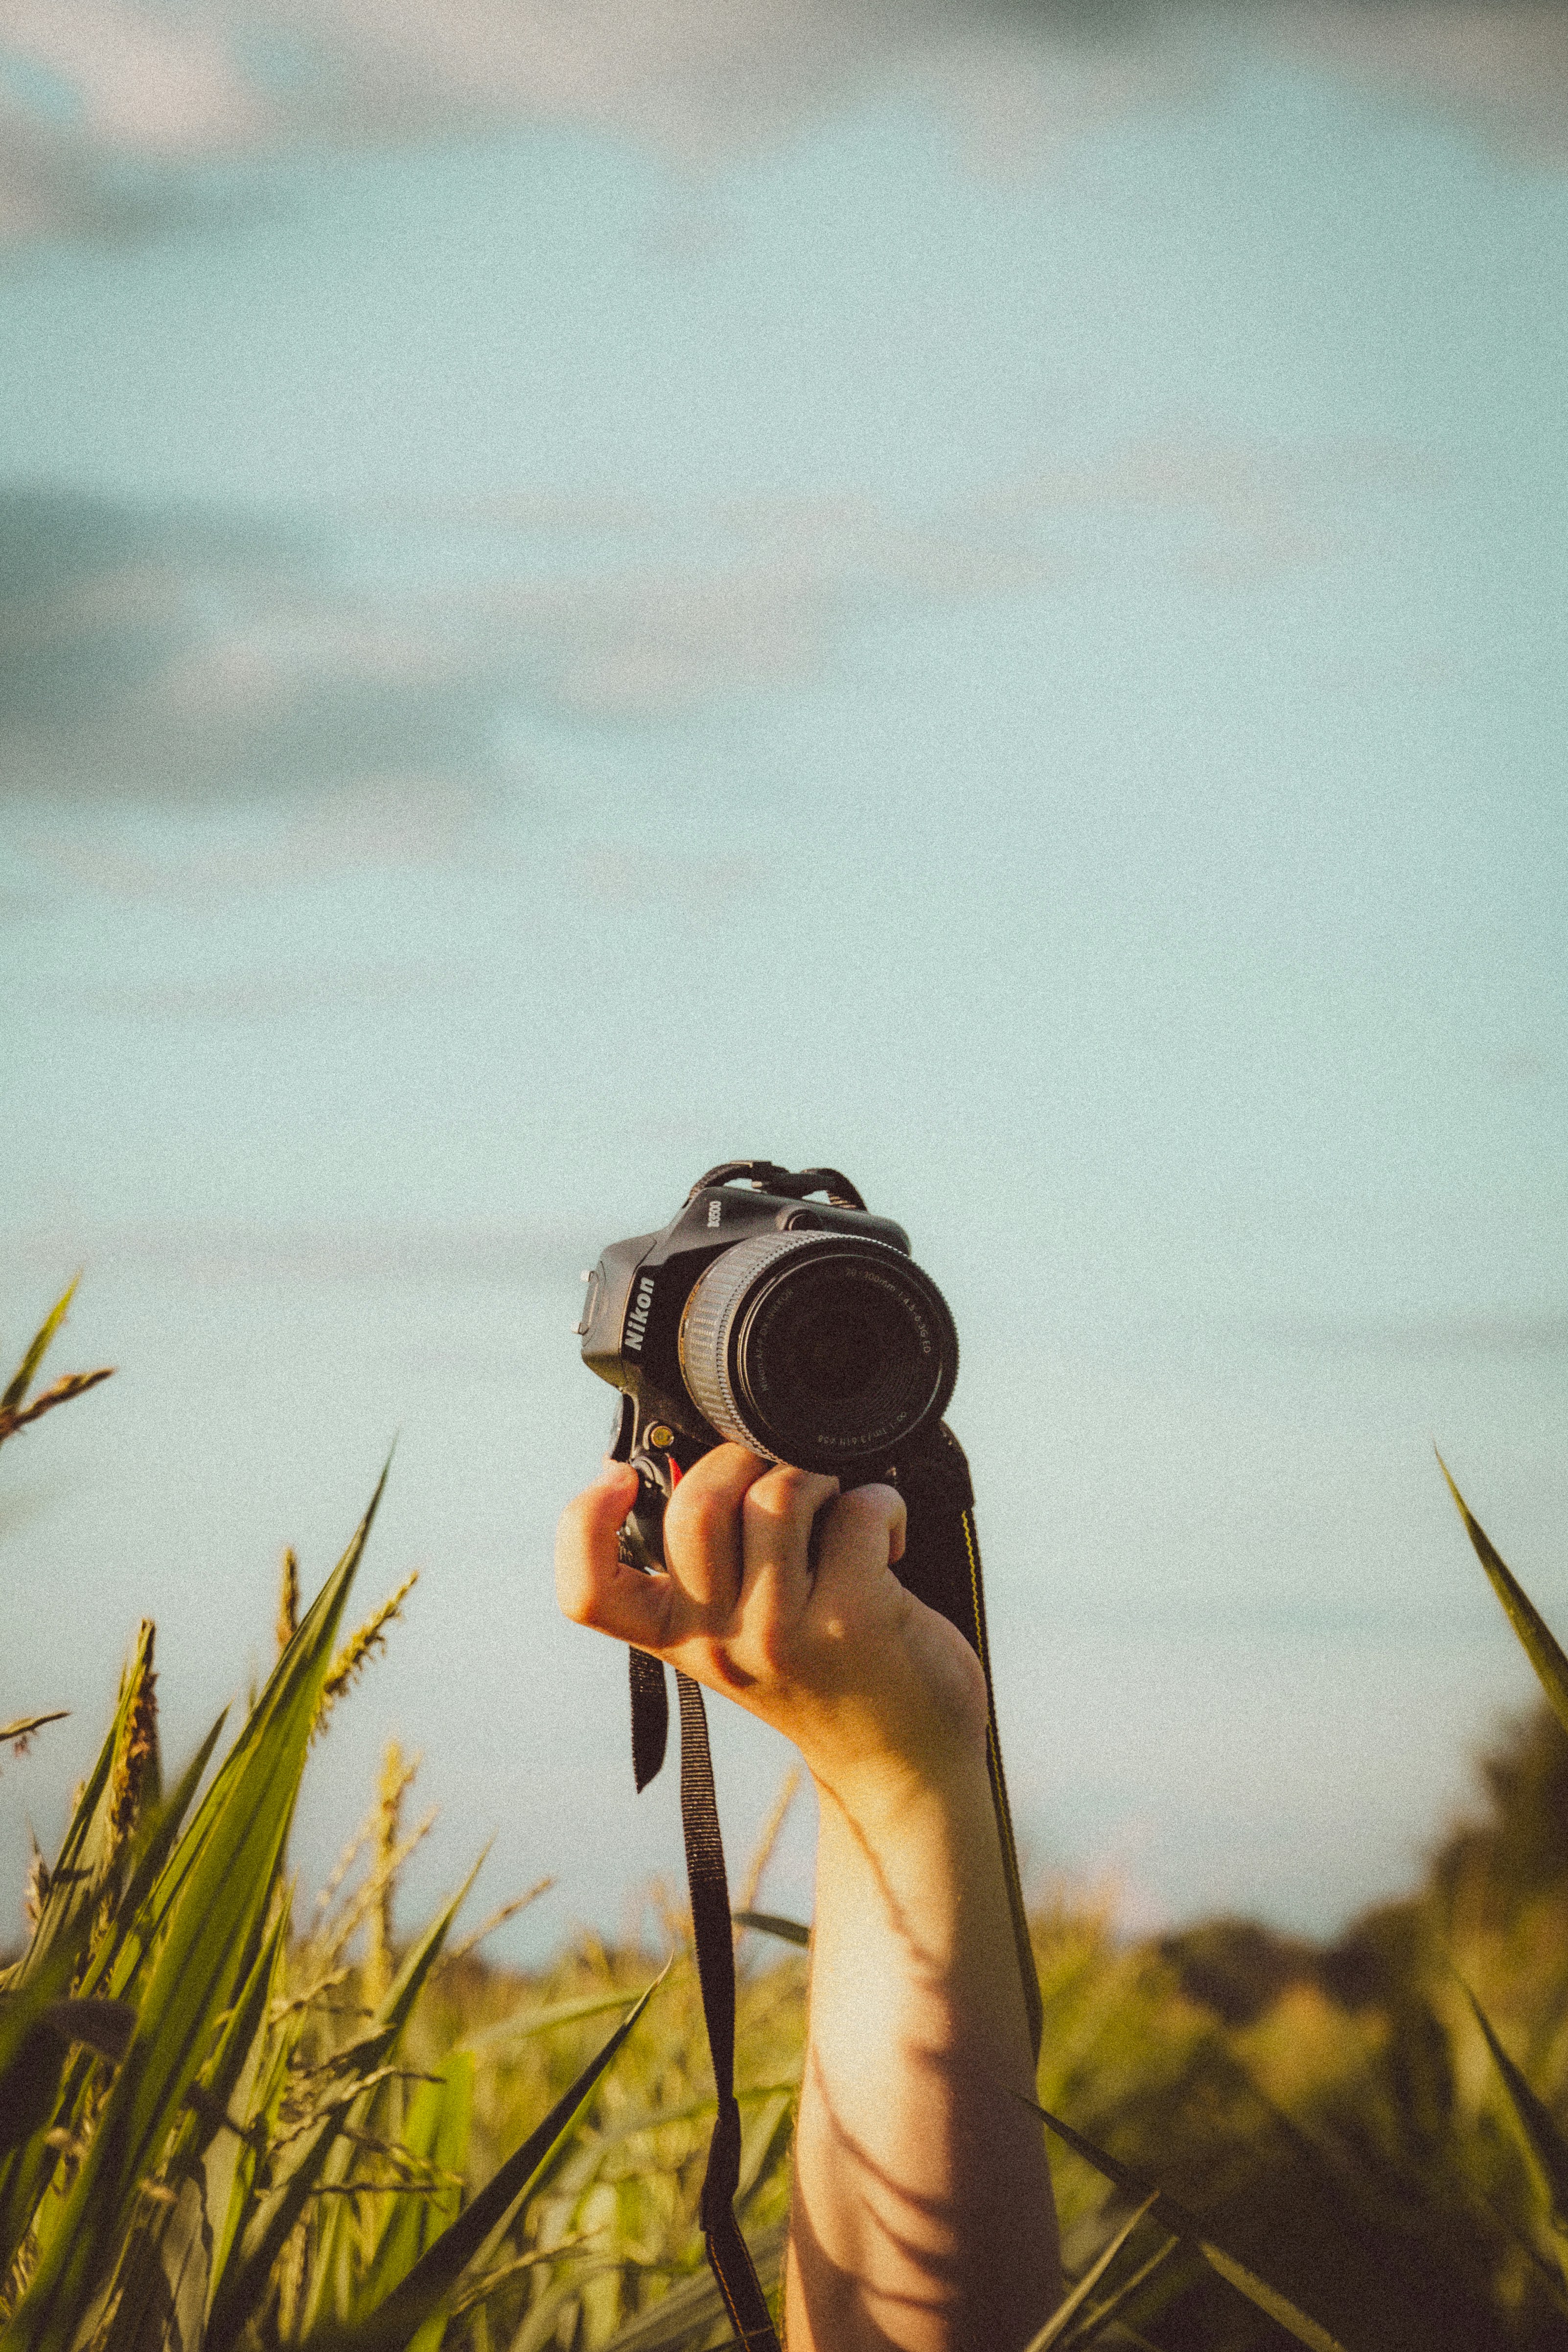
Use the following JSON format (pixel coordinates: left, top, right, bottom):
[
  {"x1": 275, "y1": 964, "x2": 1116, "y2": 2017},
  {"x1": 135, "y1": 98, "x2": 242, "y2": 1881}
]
[
  {"x1": 746, "y1": 1467, "x2": 836, "y2": 1525},
  {"x1": 834, "y1": 1485, "x2": 885, "y2": 1530},
  {"x1": 742, "y1": 1476, "x2": 791, "y2": 1526},
  {"x1": 671, "y1": 1484, "x2": 732, "y2": 1554},
  {"x1": 827, "y1": 1482, "x2": 905, "y2": 1552}
]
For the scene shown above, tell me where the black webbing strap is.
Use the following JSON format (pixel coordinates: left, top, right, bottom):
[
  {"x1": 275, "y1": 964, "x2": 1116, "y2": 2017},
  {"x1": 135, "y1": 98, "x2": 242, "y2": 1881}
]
[
  {"x1": 629, "y1": 1644, "x2": 669, "y2": 1793},
  {"x1": 675, "y1": 1667, "x2": 783, "y2": 2350},
  {"x1": 885, "y1": 1421, "x2": 1042, "y2": 2060},
  {"x1": 626, "y1": 1421, "x2": 1040, "y2": 2346}
]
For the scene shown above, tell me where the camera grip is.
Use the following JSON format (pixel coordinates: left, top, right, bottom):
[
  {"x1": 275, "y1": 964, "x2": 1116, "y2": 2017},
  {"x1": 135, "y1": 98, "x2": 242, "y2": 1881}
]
[
  {"x1": 620, "y1": 1461, "x2": 669, "y2": 1570},
  {"x1": 607, "y1": 1392, "x2": 696, "y2": 1572}
]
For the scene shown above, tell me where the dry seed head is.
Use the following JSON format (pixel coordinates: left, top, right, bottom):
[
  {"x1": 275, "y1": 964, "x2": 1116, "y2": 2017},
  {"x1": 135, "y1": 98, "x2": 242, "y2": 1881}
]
[
  {"x1": 314, "y1": 1572, "x2": 418, "y2": 1739},
  {"x1": 276, "y1": 1546, "x2": 300, "y2": 1657},
  {"x1": 366, "y1": 1736, "x2": 417, "y2": 2005},
  {"x1": 318, "y1": 1806, "x2": 434, "y2": 1973},
  {"x1": 109, "y1": 1624, "x2": 159, "y2": 1853},
  {"x1": 23, "y1": 1839, "x2": 49, "y2": 1936},
  {"x1": 442, "y1": 1876, "x2": 555, "y2": 1969},
  {"x1": 308, "y1": 1813, "x2": 377, "y2": 1938},
  {"x1": 0, "y1": 1365, "x2": 115, "y2": 1446}
]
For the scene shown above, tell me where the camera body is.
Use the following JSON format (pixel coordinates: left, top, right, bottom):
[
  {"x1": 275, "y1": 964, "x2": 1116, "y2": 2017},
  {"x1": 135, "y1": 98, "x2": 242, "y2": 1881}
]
[{"x1": 578, "y1": 1161, "x2": 959, "y2": 1564}]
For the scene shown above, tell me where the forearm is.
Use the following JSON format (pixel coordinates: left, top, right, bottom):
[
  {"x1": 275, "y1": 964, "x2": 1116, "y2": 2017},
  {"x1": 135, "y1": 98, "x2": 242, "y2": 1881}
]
[
  {"x1": 555, "y1": 1453, "x2": 1061, "y2": 2346},
  {"x1": 785, "y1": 1747, "x2": 1061, "y2": 2352}
]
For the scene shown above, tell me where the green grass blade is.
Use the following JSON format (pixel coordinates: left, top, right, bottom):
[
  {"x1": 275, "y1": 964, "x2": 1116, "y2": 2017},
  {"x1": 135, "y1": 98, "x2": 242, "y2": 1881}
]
[
  {"x1": 22, "y1": 1623, "x2": 155, "y2": 1984},
  {"x1": 117, "y1": 1473, "x2": 391, "y2": 2005},
  {"x1": 85, "y1": 1713, "x2": 231, "y2": 2003},
  {"x1": 382, "y1": 1855, "x2": 485, "y2": 2027},
  {"x1": 205, "y1": 1987, "x2": 304, "y2": 2314},
  {"x1": 732, "y1": 1911, "x2": 810, "y2": 1947},
  {"x1": 321, "y1": 1969, "x2": 666, "y2": 2352},
  {"x1": 0, "y1": 1998, "x2": 135, "y2": 2063},
  {"x1": 1194, "y1": 2241, "x2": 1348, "y2": 2352},
  {"x1": 0, "y1": 1948, "x2": 80, "y2": 2208},
  {"x1": 595, "y1": 2225, "x2": 788, "y2": 2352},
  {"x1": 0, "y1": 1637, "x2": 166, "y2": 2266},
  {"x1": 1023, "y1": 2194, "x2": 1158, "y2": 2351},
  {"x1": 208, "y1": 1851, "x2": 484, "y2": 2339},
  {"x1": 84, "y1": 1916, "x2": 292, "y2": 2352},
  {"x1": 290, "y1": 1862, "x2": 488, "y2": 2342},
  {"x1": 1437, "y1": 1454, "x2": 1568, "y2": 1738},
  {"x1": 6, "y1": 1473, "x2": 385, "y2": 2352},
  {"x1": 1064, "y1": 2234, "x2": 1182, "y2": 2348},
  {"x1": 1465, "y1": 1986, "x2": 1568, "y2": 2240},
  {"x1": 464, "y1": 1983, "x2": 666, "y2": 2051},
  {"x1": 1025, "y1": 2100, "x2": 1350, "y2": 2352},
  {"x1": 184, "y1": 1908, "x2": 289, "y2": 2173},
  {"x1": 354, "y1": 2054, "x2": 475, "y2": 2317},
  {"x1": 196, "y1": 1909, "x2": 290, "y2": 2298},
  {"x1": 0, "y1": 1950, "x2": 89, "y2": 2281},
  {"x1": 1, "y1": 1281, "x2": 77, "y2": 1416}
]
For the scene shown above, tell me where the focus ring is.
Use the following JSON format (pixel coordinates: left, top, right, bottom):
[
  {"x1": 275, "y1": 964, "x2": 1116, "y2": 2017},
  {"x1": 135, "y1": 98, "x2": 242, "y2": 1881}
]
[{"x1": 680, "y1": 1231, "x2": 828, "y2": 1456}]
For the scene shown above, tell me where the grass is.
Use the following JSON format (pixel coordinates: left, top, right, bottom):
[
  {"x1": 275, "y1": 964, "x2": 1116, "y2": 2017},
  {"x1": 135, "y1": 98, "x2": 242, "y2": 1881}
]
[{"x1": 5, "y1": 1282, "x2": 1568, "y2": 2350}]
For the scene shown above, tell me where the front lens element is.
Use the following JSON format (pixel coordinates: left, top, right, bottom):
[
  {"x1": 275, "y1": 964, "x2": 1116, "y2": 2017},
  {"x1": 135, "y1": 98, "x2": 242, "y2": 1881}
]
[{"x1": 679, "y1": 1232, "x2": 957, "y2": 1472}]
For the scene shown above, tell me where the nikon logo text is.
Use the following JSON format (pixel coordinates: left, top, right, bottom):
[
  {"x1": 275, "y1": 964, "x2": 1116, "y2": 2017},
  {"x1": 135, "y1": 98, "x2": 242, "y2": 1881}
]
[{"x1": 624, "y1": 1275, "x2": 655, "y2": 1353}]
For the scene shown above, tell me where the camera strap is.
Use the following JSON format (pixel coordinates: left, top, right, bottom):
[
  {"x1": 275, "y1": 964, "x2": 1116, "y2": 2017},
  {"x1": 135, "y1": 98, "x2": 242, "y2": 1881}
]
[{"x1": 626, "y1": 1421, "x2": 1040, "y2": 2350}]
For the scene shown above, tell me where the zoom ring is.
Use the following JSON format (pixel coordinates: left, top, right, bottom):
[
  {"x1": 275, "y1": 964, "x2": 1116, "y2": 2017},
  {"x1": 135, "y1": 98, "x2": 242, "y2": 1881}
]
[{"x1": 679, "y1": 1231, "x2": 830, "y2": 1457}]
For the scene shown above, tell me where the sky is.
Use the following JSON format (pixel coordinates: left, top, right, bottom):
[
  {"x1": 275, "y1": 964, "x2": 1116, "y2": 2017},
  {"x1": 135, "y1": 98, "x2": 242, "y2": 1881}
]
[{"x1": 0, "y1": 0, "x2": 1565, "y2": 1956}]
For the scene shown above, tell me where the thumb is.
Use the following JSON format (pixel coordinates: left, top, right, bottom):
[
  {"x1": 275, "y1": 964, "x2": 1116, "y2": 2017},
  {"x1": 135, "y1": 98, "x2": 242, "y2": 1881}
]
[{"x1": 556, "y1": 1461, "x2": 673, "y2": 1653}]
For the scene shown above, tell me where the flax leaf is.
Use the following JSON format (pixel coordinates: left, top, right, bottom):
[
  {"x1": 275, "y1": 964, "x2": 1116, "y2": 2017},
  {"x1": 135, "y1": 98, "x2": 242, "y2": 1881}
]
[
  {"x1": 732, "y1": 1911, "x2": 810, "y2": 1947},
  {"x1": 6, "y1": 1465, "x2": 387, "y2": 2351},
  {"x1": 1024, "y1": 2099, "x2": 1350, "y2": 2352},
  {"x1": 320, "y1": 1968, "x2": 667, "y2": 2352},
  {"x1": 1, "y1": 1280, "x2": 78, "y2": 1416},
  {"x1": 207, "y1": 1845, "x2": 484, "y2": 2337},
  {"x1": 1437, "y1": 1453, "x2": 1568, "y2": 1738},
  {"x1": 1023, "y1": 2193, "x2": 1159, "y2": 2352},
  {"x1": 1466, "y1": 1986, "x2": 1568, "y2": 2248}
]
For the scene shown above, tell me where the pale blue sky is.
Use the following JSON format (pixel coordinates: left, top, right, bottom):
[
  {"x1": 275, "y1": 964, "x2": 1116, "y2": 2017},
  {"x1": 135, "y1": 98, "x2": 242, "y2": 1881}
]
[{"x1": 1, "y1": 3, "x2": 1564, "y2": 1949}]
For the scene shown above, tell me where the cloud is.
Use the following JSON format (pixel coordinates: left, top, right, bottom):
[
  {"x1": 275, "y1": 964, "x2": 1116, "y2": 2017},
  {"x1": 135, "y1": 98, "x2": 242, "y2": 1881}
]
[
  {"x1": 3, "y1": 2, "x2": 1567, "y2": 253},
  {"x1": 0, "y1": 0, "x2": 1228, "y2": 247},
  {"x1": 0, "y1": 479, "x2": 1057, "y2": 816},
  {"x1": 0, "y1": 487, "x2": 524, "y2": 805},
  {"x1": 0, "y1": 108, "x2": 194, "y2": 244},
  {"x1": 1273, "y1": 3, "x2": 1568, "y2": 167},
  {"x1": 0, "y1": 0, "x2": 263, "y2": 153},
  {"x1": 0, "y1": 438, "x2": 1426, "y2": 830},
  {"x1": 976, "y1": 431, "x2": 1438, "y2": 580}
]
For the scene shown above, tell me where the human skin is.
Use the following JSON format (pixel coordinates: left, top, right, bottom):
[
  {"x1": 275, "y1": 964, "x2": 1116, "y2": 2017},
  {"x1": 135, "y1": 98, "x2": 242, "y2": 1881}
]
[{"x1": 555, "y1": 1442, "x2": 1062, "y2": 2352}]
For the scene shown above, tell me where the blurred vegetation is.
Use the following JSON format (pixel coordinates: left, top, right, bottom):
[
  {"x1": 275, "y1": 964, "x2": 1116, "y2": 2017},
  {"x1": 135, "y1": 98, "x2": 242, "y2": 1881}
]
[{"x1": 6, "y1": 1286, "x2": 1568, "y2": 2352}]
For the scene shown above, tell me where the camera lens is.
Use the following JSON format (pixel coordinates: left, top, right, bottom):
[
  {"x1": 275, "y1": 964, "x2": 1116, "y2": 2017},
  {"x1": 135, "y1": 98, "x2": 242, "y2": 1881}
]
[{"x1": 678, "y1": 1233, "x2": 958, "y2": 1473}]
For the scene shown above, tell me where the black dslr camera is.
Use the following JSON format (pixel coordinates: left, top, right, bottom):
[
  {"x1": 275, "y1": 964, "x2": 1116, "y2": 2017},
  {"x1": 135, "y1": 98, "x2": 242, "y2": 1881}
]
[{"x1": 577, "y1": 1160, "x2": 960, "y2": 1567}]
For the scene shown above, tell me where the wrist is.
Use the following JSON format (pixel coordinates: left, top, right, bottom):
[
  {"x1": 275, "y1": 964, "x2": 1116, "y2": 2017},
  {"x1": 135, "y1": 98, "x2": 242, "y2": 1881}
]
[{"x1": 806, "y1": 1719, "x2": 994, "y2": 1849}]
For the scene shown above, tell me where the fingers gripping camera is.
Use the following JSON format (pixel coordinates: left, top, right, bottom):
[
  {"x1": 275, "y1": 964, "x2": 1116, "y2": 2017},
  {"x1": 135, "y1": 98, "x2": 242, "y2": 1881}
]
[{"x1": 576, "y1": 1161, "x2": 960, "y2": 1567}]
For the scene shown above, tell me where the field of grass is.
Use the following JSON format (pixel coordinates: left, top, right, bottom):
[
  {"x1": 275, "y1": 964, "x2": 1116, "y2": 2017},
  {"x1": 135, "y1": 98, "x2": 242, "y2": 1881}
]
[{"x1": 6, "y1": 1286, "x2": 1568, "y2": 2352}]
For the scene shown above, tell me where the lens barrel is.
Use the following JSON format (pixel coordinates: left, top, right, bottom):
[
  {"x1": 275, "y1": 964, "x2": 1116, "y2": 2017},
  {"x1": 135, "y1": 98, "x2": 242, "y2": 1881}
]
[{"x1": 678, "y1": 1231, "x2": 958, "y2": 1473}]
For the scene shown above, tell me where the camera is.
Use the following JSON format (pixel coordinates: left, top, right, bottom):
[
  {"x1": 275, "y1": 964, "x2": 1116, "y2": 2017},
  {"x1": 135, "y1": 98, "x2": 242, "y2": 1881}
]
[{"x1": 577, "y1": 1160, "x2": 960, "y2": 1564}]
